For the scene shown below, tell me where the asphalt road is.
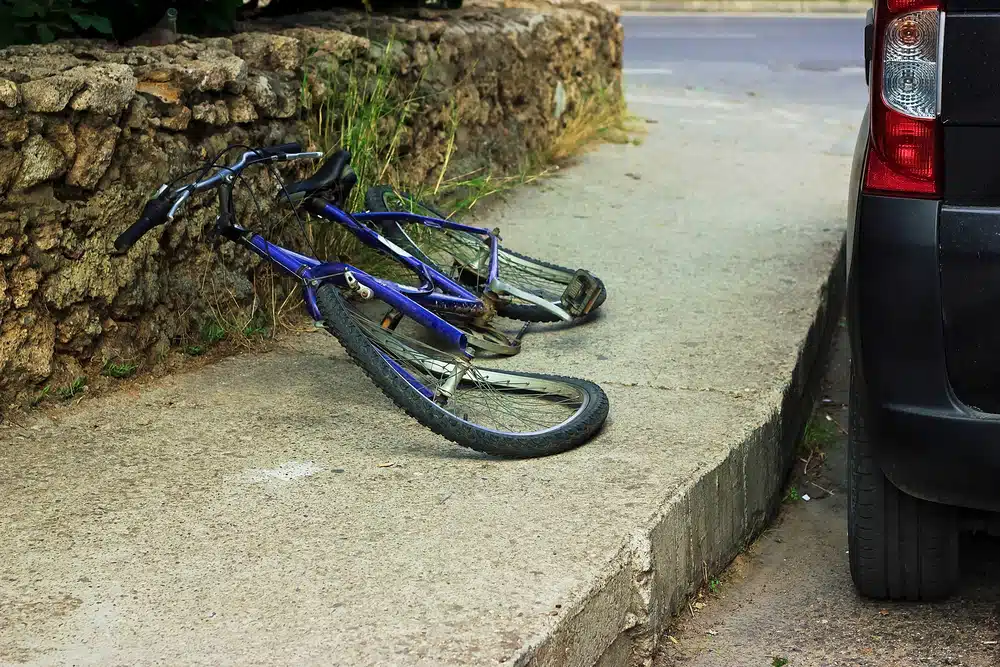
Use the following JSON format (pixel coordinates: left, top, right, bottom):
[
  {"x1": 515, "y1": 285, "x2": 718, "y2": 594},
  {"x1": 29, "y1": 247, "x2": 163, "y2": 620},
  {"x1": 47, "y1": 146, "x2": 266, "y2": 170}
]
[{"x1": 622, "y1": 14, "x2": 869, "y2": 108}]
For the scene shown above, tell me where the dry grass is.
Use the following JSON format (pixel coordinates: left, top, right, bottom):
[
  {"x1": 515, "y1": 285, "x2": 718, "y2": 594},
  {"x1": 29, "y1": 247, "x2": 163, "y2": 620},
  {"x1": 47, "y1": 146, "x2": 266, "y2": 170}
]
[
  {"x1": 411, "y1": 78, "x2": 639, "y2": 219},
  {"x1": 546, "y1": 81, "x2": 640, "y2": 163},
  {"x1": 307, "y1": 37, "x2": 426, "y2": 213}
]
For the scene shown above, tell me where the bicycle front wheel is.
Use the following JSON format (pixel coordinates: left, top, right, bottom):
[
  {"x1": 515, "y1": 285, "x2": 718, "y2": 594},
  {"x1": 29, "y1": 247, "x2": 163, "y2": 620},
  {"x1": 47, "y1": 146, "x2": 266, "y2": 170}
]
[
  {"x1": 364, "y1": 185, "x2": 608, "y2": 323},
  {"x1": 316, "y1": 284, "x2": 609, "y2": 457}
]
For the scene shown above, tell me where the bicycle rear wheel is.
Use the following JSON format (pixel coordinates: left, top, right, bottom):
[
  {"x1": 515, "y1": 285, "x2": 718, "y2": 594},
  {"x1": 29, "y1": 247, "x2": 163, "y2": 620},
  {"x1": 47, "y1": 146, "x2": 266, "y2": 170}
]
[
  {"x1": 364, "y1": 185, "x2": 607, "y2": 323},
  {"x1": 315, "y1": 283, "x2": 609, "y2": 457}
]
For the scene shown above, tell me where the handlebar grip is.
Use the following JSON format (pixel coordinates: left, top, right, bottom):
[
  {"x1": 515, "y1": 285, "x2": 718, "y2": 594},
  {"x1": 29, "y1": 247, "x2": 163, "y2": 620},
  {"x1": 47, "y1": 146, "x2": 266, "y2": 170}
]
[
  {"x1": 257, "y1": 142, "x2": 302, "y2": 158},
  {"x1": 113, "y1": 195, "x2": 173, "y2": 254}
]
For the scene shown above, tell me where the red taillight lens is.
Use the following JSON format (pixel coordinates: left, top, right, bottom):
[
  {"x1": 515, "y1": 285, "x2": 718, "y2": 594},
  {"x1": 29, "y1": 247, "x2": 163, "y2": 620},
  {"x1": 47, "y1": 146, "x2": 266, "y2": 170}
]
[
  {"x1": 882, "y1": 115, "x2": 936, "y2": 179},
  {"x1": 863, "y1": 0, "x2": 942, "y2": 198},
  {"x1": 865, "y1": 135, "x2": 937, "y2": 195},
  {"x1": 865, "y1": 113, "x2": 938, "y2": 194}
]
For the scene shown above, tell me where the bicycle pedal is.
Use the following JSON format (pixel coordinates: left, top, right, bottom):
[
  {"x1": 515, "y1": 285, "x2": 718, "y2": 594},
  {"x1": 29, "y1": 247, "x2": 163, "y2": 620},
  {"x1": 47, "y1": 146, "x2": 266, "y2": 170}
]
[{"x1": 560, "y1": 269, "x2": 602, "y2": 318}]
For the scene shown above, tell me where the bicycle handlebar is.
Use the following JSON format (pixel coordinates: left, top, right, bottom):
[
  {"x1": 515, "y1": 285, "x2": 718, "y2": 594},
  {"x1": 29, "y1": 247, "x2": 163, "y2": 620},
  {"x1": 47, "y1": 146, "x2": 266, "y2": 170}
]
[
  {"x1": 113, "y1": 143, "x2": 323, "y2": 254},
  {"x1": 256, "y1": 142, "x2": 302, "y2": 158},
  {"x1": 113, "y1": 192, "x2": 174, "y2": 253}
]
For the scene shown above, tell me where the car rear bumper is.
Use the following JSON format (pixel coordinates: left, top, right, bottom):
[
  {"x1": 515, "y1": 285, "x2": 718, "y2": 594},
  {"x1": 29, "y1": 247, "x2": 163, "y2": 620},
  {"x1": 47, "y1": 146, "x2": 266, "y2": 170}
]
[{"x1": 851, "y1": 194, "x2": 1000, "y2": 512}]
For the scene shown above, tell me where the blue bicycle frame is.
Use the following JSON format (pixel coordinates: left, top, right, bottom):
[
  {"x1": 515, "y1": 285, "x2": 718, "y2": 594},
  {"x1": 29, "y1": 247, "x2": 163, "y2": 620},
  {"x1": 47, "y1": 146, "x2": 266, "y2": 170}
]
[
  {"x1": 221, "y1": 192, "x2": 503, "y2": 361},
  {"x1": 114, "y1": 146, "x2": 518, "y2": 400}
]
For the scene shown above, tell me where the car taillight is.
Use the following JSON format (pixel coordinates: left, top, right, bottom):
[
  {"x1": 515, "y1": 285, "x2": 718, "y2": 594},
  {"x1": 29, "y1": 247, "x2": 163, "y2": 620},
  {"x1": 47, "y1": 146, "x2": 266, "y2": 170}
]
[{"x1": 863, "y1": 0, "x2": 942, "y2": 197}]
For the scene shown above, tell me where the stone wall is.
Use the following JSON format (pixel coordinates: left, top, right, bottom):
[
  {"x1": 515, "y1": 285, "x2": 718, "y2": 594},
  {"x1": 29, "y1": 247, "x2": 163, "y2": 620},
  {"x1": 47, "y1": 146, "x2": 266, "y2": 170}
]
[{"x1": 0, "y1": 0, "x2": 623, "y2": 412}]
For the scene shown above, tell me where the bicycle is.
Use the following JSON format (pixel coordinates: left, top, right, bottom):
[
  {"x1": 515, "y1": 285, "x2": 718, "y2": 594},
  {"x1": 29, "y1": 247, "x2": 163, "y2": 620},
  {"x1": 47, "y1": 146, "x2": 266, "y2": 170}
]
[
  {"x1": 277, "y1": 152, "x2": 606, "y2": 358},
  {"x1": 111, "y1": 143, "x2": 610, "y2": 458}
]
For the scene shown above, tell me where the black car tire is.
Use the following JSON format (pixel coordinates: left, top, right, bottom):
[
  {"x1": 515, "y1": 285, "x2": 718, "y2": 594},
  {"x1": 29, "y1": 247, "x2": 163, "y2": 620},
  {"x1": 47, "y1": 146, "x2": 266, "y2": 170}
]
[{"x1": 847, "y1": 364, "x2": 960, "y2": 601}]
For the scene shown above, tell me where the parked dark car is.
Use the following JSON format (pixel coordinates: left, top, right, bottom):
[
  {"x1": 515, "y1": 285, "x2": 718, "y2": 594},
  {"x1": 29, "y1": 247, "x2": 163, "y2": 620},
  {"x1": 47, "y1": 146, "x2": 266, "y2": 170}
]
[{"x1": 847, "y1": 0, "x2": 1000, "y2": 601}]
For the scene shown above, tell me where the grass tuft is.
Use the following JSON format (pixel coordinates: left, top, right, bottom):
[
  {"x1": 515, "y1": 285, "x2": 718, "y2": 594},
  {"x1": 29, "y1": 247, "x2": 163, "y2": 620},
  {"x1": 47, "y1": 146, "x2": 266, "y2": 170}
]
[
  {"x1": 102, "y1": 360, "x2": 138, "y2": 379},
  {"x1": 31, "y1": 385, "x2": 51, "y2": 407},
  {"x1": 202, "y1": 279, "x2": 276, "y2": 353},
  {"x1": 802, "y1": 412, "x2": 839, "y2": 453},
  {"x1": 545, "y1": 81, "x2": 638, "y2": 164},
  {"x1": 305, "y1": 36, "x2": 418, "y2": 254},
  {"x1": 201, "y1": 321, "x2": 227, "y2": 345},
  {"x1": 57, "y1": 376, "x2": 87, "y2": 401}
]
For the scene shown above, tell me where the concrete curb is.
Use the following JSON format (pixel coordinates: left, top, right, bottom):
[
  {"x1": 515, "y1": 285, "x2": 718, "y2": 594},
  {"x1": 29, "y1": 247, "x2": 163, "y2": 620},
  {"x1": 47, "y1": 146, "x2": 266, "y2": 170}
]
[
  {"x1": 609, "y1": 0, "x2": 870, "y2": 12},
  {"x1": 518, "y1": 237, "x2": 848, "y2": 666}
]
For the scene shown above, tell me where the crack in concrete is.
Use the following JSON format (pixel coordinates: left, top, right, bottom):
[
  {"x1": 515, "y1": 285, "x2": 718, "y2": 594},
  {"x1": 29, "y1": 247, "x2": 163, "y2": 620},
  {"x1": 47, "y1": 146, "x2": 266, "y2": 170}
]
[
  {"x1": 625, "y1": 530, "x2": 657, "y2": 666},
  {"x1": 601, "y1": 380, "x2": 758, "y2": 400}
]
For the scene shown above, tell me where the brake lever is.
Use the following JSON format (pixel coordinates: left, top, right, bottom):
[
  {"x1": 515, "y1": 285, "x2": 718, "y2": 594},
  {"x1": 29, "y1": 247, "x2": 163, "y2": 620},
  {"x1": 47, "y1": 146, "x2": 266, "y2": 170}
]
[{"x1": 167, "y1": 189, "x2": 191, "y2": 220}]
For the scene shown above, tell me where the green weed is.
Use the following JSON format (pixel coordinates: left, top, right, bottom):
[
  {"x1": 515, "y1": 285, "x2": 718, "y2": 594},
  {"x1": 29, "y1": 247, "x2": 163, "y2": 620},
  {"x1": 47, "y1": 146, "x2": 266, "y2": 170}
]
[
  {"x1": 304, "y1": 36, "x2": 419, "y2": 263},
  {"x1": 201, "y1": 322, "x2": 227, "y2": 344},
  {"x1": 772, "y1": 658, "x2": 789, "y2": 667},
  {"x1": 102, "y1": 360, "x2": 138, "y2": 379},
  {"x1": 57, "y1": 376, "x2": 87, "y2": 400},
  {"x1": 30, "y1": 385, "x2": 51, "y2": 407},
  {"x1": 201, "y1": 280, "x2": 282, "y2": 353},
  {"x1": 243, "y1": 323, "x2": 269, "y2": 338},
  {"x1": 783, "y1": 486, "x2": 801, "y2": 503},
  {"x1": 803, "y1": 413, "x2": 839, "y2": 452}
]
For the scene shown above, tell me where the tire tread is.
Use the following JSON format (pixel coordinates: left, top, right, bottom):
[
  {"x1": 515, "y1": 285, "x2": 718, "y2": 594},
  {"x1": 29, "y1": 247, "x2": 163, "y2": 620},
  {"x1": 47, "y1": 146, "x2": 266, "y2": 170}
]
[{"x1": 847, "y1": 364, "x2": 959, "y2": 601}]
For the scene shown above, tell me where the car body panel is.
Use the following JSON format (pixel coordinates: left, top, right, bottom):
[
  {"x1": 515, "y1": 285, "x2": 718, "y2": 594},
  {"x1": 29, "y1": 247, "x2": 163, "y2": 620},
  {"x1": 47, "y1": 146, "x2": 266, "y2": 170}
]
[
  {"x1": 848, "y1": 2, "x2": 1000, "y2": 513},
  {"x1": 851, "y1": 192, "x2": 1000, "y2": 512},
  {"x1": 939, "y1": 206, "x2": 1000, "y2": 415},
  {"x1": 940, "y1": 12, "x2": 1000, "y2": 128},
  {"x1": 941, "y1": 12, "x2": 1000, "y2": 206}
]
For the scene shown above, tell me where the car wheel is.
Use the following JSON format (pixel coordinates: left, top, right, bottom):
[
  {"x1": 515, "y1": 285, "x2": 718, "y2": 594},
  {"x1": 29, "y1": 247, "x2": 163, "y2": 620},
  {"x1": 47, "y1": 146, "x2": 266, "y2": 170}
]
[{"x1": 847, "y1": 364, "x2": 960, "y2": 601}]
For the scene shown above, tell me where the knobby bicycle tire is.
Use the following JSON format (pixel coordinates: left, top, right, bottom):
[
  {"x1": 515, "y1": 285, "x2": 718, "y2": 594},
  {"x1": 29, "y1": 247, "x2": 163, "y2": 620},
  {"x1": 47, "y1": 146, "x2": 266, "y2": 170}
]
[
  {"x1": 363, "y1": 185, "x2": 608, "y2": 323},
  {"x1": 315, "y1": 283, "x2": 609, "y2": 457}
]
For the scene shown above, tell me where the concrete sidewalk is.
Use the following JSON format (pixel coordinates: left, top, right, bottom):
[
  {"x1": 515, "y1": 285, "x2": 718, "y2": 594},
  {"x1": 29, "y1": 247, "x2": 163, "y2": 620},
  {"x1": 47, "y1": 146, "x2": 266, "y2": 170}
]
[{"x1": 0, "y1": 87, "x2": 853, "y2": 666}]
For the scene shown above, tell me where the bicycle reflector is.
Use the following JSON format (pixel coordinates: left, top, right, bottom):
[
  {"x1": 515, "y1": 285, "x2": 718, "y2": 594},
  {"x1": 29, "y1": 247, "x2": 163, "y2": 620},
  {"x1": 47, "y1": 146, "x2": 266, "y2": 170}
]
[{"x1": 863, "y1": 0, "x2": 942, "y2": 197}]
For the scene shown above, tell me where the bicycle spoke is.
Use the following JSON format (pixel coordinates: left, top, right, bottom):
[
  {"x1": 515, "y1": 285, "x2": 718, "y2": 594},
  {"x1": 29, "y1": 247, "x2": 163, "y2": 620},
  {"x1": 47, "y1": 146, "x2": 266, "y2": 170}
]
[
  {"x1": 395, "y1": 224, "x2": 566, "y2": 302},
  {"x1": 343, "y1": 295, "x2": 588, "y2": 435}
]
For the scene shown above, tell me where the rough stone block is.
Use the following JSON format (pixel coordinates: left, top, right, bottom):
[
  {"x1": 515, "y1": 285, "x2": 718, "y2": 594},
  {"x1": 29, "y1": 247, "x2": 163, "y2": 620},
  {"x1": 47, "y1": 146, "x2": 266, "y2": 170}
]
[
  {"x1": 0, "y1": 79, "x2": 20, "y2": 108},
  {"x1": 68, "y1": 125, "x2": 122, "y2": 189},
  {"x1": 66, "y1": 64, "x2": 138, "y2": 116},
  {"x1": 13, "y1": 134, "x2": 66, "y2": 191},
  {"x1": 20, "y1": 76, "x2": 83, "y2": 113}
]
